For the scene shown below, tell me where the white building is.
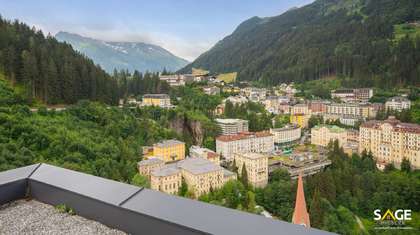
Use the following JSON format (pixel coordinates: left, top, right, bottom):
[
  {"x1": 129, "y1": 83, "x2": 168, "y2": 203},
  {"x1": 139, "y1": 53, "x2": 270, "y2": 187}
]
[
  {"x1": 385, "y1": 96, "x2": 411, "y2": 112},
  {"x1": 215, "y1": 118, "x2": 249, "y2": 135},
  {"x1": 270, "y1": 125, "x2": 301, "y2": 146},
  {"x1": 216, "y1": 131, "x2": 274, "y2": 161},
  {"x1": 189, "y1": 146, "x2": 220, "y2": 165}
]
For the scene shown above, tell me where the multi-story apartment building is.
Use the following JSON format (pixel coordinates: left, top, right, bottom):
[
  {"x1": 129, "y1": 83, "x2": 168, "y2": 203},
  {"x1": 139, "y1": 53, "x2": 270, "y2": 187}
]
[
  {"x1": 309, "y1": 100, "x2": 330, "y2": 114},
  {"x1": 310, "y1": 125, "x2": 348, "y2": 147},
  {"x1": 290, "y1": 113, "x2": 311, "y2": 128},
  {"x1": 385, "y1": 96, "x2": 411, "y2": 112},
  {"x1": 270, "y1": 125, "x2": 301, "y2": 146},
  {"x1": 189, "y1": 146, "x2": 220, "y2": 165},
  {"x1": 325, "y1": 103, "x2": 377, "y2": 119},
  {"x1": 149, "y1": 157, "x2": 236, "y2": 197},
  {"x1": 331, "y1": 88, "x2": 373, "y2": 103},
  {"x1": 137, "y1": 158, "x2": 165, "y2": 178},
  {"x1": 290, "y1": 104, "x2": 310, "y2": 115},
  {"x1": 153, "y1": 139, "x2": 186, "y2": 162},
  {"x1": 359, "y1": 116, "x2": 420, "y2": 169},
  {"x1": 234, "y1": 153, "x2": 268, "y2": 188},
  {"x1": 216, "y1": 131, "x2": 274, "y2": 161},
  {"x1": 142, "y1": 94, "x2": 172, "y2": 108},
  {"x1": 150, "y1": 166, "x2": 182, "y2": 195},
  {"x1": 215, "y1": 118, "x2": 249, "y2": 135}
]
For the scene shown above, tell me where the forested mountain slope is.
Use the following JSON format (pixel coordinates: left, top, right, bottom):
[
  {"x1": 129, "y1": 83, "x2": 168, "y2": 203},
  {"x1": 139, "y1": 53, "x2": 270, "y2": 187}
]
[
  {"x1": 181, "y1": 0, "x2": 420, "y2": 87},
  {"x1": 0, "y1": 17, "x2": 119, "y2": 105}
]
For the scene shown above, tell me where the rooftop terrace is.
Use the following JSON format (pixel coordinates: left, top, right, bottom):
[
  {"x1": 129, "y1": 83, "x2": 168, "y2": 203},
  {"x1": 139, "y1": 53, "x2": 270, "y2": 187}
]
[{"x1": 0, "y1": 163, "x2": 332, "y2": 235}]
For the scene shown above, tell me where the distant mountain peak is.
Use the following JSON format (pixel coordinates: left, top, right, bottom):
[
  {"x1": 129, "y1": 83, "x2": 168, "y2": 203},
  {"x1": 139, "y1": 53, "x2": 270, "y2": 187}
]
[{"x1": 55, "y1": 32, "x2": 188, "y2": 73}]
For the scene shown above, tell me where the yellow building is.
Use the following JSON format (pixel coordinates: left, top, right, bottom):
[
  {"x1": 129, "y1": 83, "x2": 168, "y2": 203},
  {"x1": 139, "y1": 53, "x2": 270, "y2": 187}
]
[
  {"x1": 142, "y1": 94, "x2": 172, "y2": 108},
  {"x1": 153, "y1": 139, "x2": 186, "y2": 162},
  {"x1": 234, "y1": 153, "x2": 268, "y2": 188},
  {"x1": 149, "y1": 157, "x2": 237, "y2": 197},
  {"x1": 310, "y1": 125, "x2": 348, "y2": 147},
  {"x1": 290, "y1": 114, "x2": 310, "y2": 128},
  {"x1": 359, "y1": 116, "x2": 420, "y2": 169}
]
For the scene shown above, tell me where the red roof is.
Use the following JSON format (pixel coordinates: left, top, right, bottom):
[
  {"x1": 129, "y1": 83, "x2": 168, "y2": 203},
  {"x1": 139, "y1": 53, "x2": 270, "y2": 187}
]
[
  {"x1": 216, "y1": 131, "x2": 273, "y2": 142},
  {"x1": 292, "y1": 173, "x2": 310, "y2": 228},
  {"x1": 361, "y1": 117, "x2": 420, "y2": 134}
]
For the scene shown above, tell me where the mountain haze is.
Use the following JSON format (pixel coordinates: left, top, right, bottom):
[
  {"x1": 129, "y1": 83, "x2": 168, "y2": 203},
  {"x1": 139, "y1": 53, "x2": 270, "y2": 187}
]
[
  {"x1": 56, "y1": 32, "x2": 189, "y2": 73},
  {"x1": 181, "y1": 0, "x2": 420, "y2": 87}
]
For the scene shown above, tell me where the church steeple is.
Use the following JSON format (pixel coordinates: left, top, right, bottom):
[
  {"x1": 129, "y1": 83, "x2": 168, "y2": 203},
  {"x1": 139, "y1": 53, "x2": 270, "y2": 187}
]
[{"x1": 292, "y1": 173, "x2": 310, "y2": 227}]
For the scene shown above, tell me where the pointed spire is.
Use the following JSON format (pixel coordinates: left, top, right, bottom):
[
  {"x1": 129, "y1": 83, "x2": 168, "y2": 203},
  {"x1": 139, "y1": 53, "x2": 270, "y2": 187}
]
[{"x1": 292, "y1": 173, "x2": 310, "y2": 227}]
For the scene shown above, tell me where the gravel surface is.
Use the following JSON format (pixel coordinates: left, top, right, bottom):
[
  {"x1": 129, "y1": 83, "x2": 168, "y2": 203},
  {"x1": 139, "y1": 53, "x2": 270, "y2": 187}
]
[{"x1": 0, "y1": 200, "x2": 126, "y2": 235}]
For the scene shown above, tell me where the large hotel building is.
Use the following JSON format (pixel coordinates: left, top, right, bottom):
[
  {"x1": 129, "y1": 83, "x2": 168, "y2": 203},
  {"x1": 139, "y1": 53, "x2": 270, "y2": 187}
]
[
  {"x1": 215, "y1": 118, "x2": 249, "y2": 135},
  {"x1": 270, "y1": 124, "x2": 301, "y2": 146},
  {"x1": 234, "y1": 153, "x2": 269, "y2": 188},
  {"x1": 359, "y1": 116, "x2": 420, "y2": 169},
  {"x1": 216, "y1": 131, "x2": 274, "y2": 161}
]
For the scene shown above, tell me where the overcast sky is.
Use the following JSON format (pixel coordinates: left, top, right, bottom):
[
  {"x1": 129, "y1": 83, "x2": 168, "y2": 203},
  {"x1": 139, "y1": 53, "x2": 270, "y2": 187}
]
[{"x1": 0, "y1": 0, "x2": 314, "y2": 61}]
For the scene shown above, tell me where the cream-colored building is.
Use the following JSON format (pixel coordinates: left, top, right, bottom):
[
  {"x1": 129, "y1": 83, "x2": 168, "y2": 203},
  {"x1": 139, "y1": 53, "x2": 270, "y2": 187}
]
[
  {"x1": 234, "y1": 153, "x2": 268, "y2": 188},
  {"x1": 290, "y1": 104, "x2": 310, "y2": 115},
  {"x1": 270, "y1": 125, "x2": 301, "y2": 145},
  {"x1": 385, "y1": 96, "x2": 411, "y2": 112},
  {"x1": 215, "y1": 118, "x2": 249, "y2": 135},
  {"x1": 189, "y1": 146, "x2": 220, "y2": 165},
  {"x1": 311, "y1": 125, "x2": 348, "y2": 147},
  {"x1": 149, "y1": 157, "x2": 236, "y2": 197},
  {"x1": 359, "y1": 116, "x2": 420, "y2": 169},
  {"x1": 326, "y1": 103, "x2": 377, "y2": 119},
  {"x1": 153, "y1": 139, "x2": 186, "y2": 162},
  {"x1": 150, "y1": 166, "x2": 182, "y2": 195},
  {"x1": 137, "y1": 158, "x2": 165, "y2": 178},
  {"x1": 216, "y1": 131, "x2": 274, "y2": 161},
  {"x1": 142, "y1": 94, "x2": 172, "y2": 108}
]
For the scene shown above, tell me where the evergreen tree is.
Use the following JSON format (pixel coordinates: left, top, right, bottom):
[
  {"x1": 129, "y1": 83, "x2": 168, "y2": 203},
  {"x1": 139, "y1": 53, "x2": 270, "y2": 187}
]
[
  {"x1": 241, "y1": 163, "x2": 249, "y2": 188},
  {"x1": 401, "y1": 158, "x2": 411, "y2": 173}
]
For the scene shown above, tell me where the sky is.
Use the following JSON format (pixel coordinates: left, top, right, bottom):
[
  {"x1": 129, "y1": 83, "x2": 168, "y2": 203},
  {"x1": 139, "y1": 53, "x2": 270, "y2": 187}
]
[{"x1": 0, "y1": 0, "x2": 314, "y2": 61}]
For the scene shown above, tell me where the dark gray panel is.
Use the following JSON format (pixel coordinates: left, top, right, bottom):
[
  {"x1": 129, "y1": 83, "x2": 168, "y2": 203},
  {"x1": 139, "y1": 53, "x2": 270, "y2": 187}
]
[
  {"x1": 29, "y1": 164, "x2": 140, "y2": 205},
  {"x1": 29, "y1": 180, "x2": 205, "y2": 235},
  {"x1": 0, "y1": 179, "x2": 27, "y2": 204},
  {"x1": 122, "y1": 189, "x2": 331, "y2": 235},
  {"x1": 0, "y1": 163, "x2": 40, "y2": 185}
]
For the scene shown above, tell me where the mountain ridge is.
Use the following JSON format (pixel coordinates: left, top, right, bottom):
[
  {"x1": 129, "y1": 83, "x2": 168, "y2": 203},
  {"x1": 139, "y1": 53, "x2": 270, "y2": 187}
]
[
  {"x1": 180, "y1": 0, "x2": 420, "y2": 87},
  {"x1": 56, "y1": 31, "x2": 189, "y2": 73}
]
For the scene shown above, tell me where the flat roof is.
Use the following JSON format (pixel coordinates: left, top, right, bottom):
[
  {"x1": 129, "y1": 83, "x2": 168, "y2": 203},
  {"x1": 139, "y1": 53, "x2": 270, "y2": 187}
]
[
  {"x1": 178, "y1": 158, "x2": 222, "y2": 175},
  {"x1": 154, "y1": 139, "x2": 185, "y2": 148},
  {"x1": 236, "y1": 153, "x2": 268, "y2": 160},
  {"x1": 151, "y1": 165, "x2": 180, "y2": 177},
  {"x1": 138, "y1": 158, "x2": 164, "y2": 167},
  {"x1": 215, "y1": 118, "x2": 248, "y2": 124}
]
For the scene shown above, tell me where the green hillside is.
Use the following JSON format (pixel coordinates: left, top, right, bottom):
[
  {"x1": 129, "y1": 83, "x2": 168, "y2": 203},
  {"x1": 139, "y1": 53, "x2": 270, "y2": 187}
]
[{"x1": 180, "y1": 0, "x2": 420, "y2": 88}]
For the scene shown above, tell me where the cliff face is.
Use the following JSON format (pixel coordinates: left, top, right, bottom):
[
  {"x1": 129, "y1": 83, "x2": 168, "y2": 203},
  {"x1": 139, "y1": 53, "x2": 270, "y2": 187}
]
[{"x1": 169, "y1": 116, "x2": 204, "y2": 146}]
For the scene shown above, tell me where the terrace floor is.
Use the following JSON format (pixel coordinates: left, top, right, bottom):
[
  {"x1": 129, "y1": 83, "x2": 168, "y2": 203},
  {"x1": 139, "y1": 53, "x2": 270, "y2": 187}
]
[{"x1": 0, "y1": 200, "x2": 126, "y2": 235}]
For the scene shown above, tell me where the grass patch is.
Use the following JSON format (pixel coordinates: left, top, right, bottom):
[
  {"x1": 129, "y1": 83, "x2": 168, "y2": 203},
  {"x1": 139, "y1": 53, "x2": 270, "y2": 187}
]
[
  {"x1": 192, "y1": 68, "x2": 209, "y2": 76},
  {"x1": 394, "y1": 23, "x2": 420, "y2": 41},
  {"x1": 217, "y1": 72, "x2": 237, "y2": 83}
]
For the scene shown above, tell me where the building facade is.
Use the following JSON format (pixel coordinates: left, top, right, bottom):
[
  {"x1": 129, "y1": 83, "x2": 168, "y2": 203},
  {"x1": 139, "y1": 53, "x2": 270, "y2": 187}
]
[
  {"x1": 153, "y1": 139, "x2": 186, "y2": 162},
  {"x1": 290, "y1": 114, "x2": 311, "y2": 128},
  {"x1": 310, "y1": 125, "x2": 348, "y2": 147},
  {"x1": 216, "y1": 132, "x2": 274, "y2": 161},
  {"x1": 270, "y1": 125, "x2": 301, "y2": 146},
  {"x1": 189, "y1": 146, "x2": 220, "y2": 165},
  {"x1": 359, "y1": 116, "x2": 420, "y2": 169},
  {"x1": 149, "y1": 157, "x2": 236, "y2": 197},
  {"x1": 385, "y1": 96, "x2": 411, "y2": 112},
  {"x1": 137, "y1": 158, "x2": 165, "y2": 178},
  {"x1": 234, "y1": 153, "x2": 268, "y2": 188},
  {"x1": 142, "y1": 94, "x2": 172, "y2": 108},
  {"x1": 331, "y1": 88, "x2": 373, "y2": 103},
  {"x1": 215, "y1": 119, "x2": 249, "y2": 135}
]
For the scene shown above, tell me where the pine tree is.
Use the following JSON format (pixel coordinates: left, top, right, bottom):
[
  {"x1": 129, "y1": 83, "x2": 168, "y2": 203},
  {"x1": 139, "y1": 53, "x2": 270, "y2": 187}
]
[
  {"x1": 310, "y1": 188, "x2": 324, "y2": 227},
  {"x1": 401, "y1": 158, "x2": 411, "y2": 173},
  {"x1": 241, "y1": 163, "x2": 249, "y2": 188}
]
